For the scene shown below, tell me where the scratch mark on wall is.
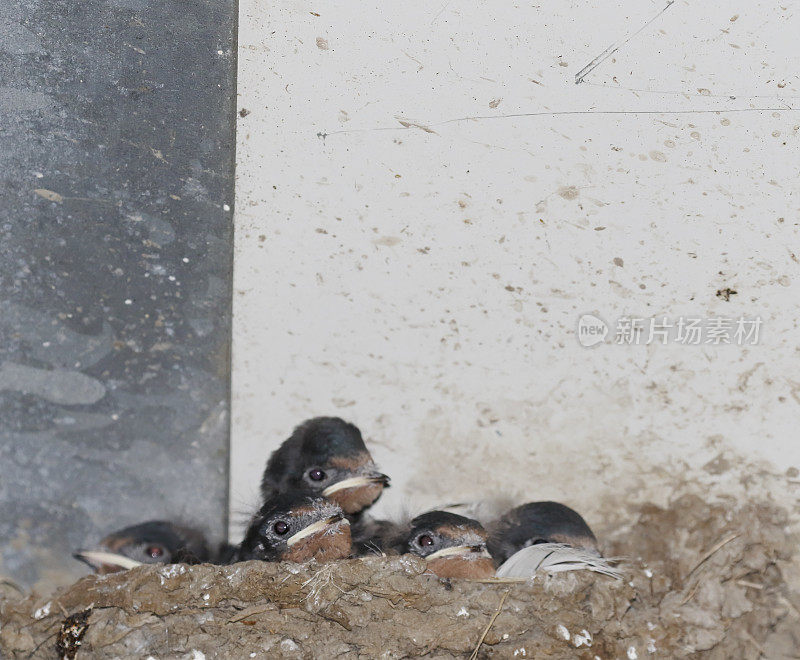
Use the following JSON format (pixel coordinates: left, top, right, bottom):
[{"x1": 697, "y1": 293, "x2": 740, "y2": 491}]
[
  {"x1": 574, "y1": 0, "x2": 676, "y2": 85},
  {"x1": 395, "y1": 117, "x2": 437, "y2": 134},
  {"x1": 32, "y1": 188, "x2": 117, "y2": 205},
  {"x1": 430, "y1": 0, "x2": 452, "y2": 25},
  {"x1": 402, "y1": 51, "x2": 424, "y2": 72},
  {"x1": 582, "y1": 81, "x2": 800, "y2": 102},
  {"x1": 320, "y1": 106, "x2": 798, "y2": 139}
]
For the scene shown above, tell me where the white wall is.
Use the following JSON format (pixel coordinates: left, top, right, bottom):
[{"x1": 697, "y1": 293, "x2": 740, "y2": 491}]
[{"x1": 231, "y1": 0, "x2": 799, "y2": 538}]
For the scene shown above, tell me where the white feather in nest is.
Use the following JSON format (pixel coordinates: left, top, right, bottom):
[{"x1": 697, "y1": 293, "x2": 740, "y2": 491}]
[{"x1": 495, "y1": 543, "x2": 623, "y2": 580}]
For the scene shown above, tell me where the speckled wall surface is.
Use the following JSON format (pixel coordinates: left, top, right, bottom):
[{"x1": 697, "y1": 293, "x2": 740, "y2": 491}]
[
  {"x1": 232, "y1": 1, "x2": 799, "y2": 539},
  {"x1": 0, "y1": 0, "x2": 235, "y2": 591}
]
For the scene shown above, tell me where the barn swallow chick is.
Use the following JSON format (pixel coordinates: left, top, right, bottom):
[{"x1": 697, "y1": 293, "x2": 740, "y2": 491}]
[
  {"x1": 74, "y1": 521, "x2": 211, "y2": 574},
  {"x1": 392, "y1": 511, "x2": 496, "y2": 579},
  {"x1": 488, "y1": 501, "x2": 599, "y2": 562},
  {"x1": 260, "y1": 417, "x2": 389, "y2": 519},
  {"x1": 237, "y1": 493, "x2": 352, "y2": 563},
  {"x1": 489, "y1": 502, "x2": 621, "y2": 579}
]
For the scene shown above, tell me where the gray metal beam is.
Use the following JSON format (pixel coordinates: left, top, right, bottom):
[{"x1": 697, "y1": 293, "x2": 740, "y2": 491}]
[{"x1": 0, "y1": 0, "x2": 236, "y2": 591}]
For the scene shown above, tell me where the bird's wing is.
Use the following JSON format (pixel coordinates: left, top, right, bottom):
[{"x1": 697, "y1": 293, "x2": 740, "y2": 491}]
[{"x1": 495, "y1": 543, "x2": 623, "y2": 580}]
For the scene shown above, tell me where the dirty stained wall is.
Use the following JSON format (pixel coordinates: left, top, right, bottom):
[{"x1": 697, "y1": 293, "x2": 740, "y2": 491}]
[{"x1": 231, "y1": 0, "x2": 800, "y2": 538}]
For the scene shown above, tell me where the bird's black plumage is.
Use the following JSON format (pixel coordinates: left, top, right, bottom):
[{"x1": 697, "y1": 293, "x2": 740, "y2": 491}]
[
  {"x1": 260, "y1": 417, "x2": 377, "y2": 497},
  {"x1": 259, "y1": 417, "x2": 389, "y2": 538},
  {"x1": 74, "y1": 520, "x2": 211, "y2": 573},
  {"x1": 395, "y1": 511, "x2": 488, "y2": 556},
  {"x1": 488, "y1": 501, "x2": 599, "y2": 563},
  {"x1": 385, "y1": 510, "x2": 496, "y2": 578},
  {"x1": 237, "y1": 492, "x2": 352, "y2": 563}
]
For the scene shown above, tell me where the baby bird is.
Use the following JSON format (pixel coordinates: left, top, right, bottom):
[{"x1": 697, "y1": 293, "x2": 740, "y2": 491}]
[
  {"x1": 488, "y1": 502, "x2": 621, "y2": 579},
  {"x1": 74, "y1": 520, "x2": 211, "y2": 574},
  {"x1": 260, "y1": 417, "x2": 389, "y2": 521},
  {"x1": 388, "y1": 511, "x2": 496, "y2": 579},
  {"x1": 488, "y1": 501, "x2": 599, "y2": 562},
  {"x1": 237, "y1": 493, "x2": 352, "y2": 563}
]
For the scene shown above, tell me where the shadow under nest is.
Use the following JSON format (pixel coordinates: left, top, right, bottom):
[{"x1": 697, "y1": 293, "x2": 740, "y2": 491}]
[{"x1": 1, "y1": 494, "x2": 798, "y2": 659}]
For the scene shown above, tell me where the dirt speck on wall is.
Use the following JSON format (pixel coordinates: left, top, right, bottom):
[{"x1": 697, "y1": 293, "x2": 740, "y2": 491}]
[{"x1": 2, "y1": 494, "x2": 796, "y2": 658}]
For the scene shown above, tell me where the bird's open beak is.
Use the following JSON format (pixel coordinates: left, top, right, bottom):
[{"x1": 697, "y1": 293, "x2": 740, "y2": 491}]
[
  {"x1": 73, "y1": 550, "x2": 143, "y2": 571},
  {"x1": 286, "y1": 514, "x2": 348, "y2": 547},
  {"x1": 425, "y1": 545, "x2": 492, "y2": 561},
  {"x1": 322, "y1": 473, "x2": 390, "y2": 497}
]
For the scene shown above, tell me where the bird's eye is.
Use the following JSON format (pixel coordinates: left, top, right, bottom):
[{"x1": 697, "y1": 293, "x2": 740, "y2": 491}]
[
  {"x1": 531, "y1": 539, "x2": 548, "y2": 545},
  {"x1": 417, "y1": 534, "x2": 434, "y2": 547},
  {"x1": 146, "y1": 545, "x2": 164, "y2": 559},
  {"x1": 273, "y1": 520, "x2": 290, "y2": 535},
  {"x1": 308, "y1": 468, "x2": 326, "y2": 481}
]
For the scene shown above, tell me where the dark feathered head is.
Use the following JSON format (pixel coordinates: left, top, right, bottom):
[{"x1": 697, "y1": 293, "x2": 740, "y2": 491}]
[
  {"x1": 238, "y1": 493, "x2": 352, "y2": 563},
  {"x1": 488, "y1": 501, "x2": 598, "y2": 563},
  {"x1": 260, "y1": 417, "x2": 389, "y2": 515},
  {"x1": 74, "y1": 520, "x2": 210, "y2": 574},
  {"x1": 395, "y1": 511, "x2": 495, "y2": 579}
]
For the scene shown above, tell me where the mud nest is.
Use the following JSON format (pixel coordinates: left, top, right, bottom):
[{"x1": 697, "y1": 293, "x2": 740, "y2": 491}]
[{"x1": 1, "y1": 494, "x2": 798, "y2": 659}]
